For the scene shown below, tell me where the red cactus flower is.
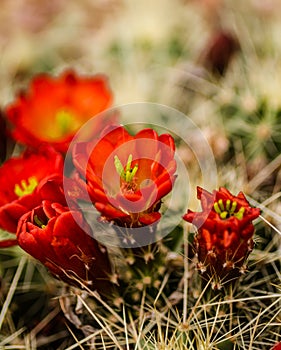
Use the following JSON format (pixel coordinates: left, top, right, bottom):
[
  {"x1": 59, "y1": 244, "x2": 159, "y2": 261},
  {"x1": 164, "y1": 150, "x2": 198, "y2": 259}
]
[
  {"x1": 5, "y1": 70, "x2": 113, "y2": 153},
  {"x1": 271, "y1": 343, "x2": 281, "y2": 350},
  {"x1": 72, "y1": 126, "x2": 177, "y2": 228},
  {"x1": 16, "y1": 177, "x2": 112, "y2": 293},
  {"x1": 0, "y1": 146, "x2": 63, "y2": 233},
  {"x1": 183, "y1": 187, "x2": 260, "y2": 289}
]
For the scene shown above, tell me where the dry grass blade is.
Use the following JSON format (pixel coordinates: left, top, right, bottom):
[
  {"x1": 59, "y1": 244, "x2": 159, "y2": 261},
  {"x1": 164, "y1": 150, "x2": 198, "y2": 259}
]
[
  {"x1": 0, "y1": 256, "x2": 26, "y2": 331},
  {"x1": 247, "y1": 153, "x2": 281, "y2": 192},
  {"x1": 0, "y1": 328, "x2": 26, "y2": 346},
  {"x1": 76, "y1": 294, "x2": 124, "y2": 350}
]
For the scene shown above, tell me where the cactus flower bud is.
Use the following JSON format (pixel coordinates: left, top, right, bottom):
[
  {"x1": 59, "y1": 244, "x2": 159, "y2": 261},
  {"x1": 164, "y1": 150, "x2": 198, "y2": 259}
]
[
  {"x1": 16, "y1": 177, "x2": 112, "y2": 294},
  {"x1": 183, "y1": 187, "x2": 260, "y2": 289}
]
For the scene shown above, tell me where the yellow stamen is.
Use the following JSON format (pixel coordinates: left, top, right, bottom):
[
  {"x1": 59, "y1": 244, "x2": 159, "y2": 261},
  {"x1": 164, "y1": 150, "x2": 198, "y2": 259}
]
[{"x1": 14, "y1": 177, "x2": 38, "y2": 197}]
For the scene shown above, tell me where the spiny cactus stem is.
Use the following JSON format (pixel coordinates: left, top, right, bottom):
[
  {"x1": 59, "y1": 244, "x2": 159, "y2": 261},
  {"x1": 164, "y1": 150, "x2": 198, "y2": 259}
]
[{"x1": 118, "y1": 242, "x2": 167, "y2": 295}]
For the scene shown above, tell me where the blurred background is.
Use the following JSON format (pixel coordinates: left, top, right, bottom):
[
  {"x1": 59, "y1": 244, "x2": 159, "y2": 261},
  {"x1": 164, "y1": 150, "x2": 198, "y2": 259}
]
[{"x1": 1, "y1": 0, "x2": 280, "y2": 107}]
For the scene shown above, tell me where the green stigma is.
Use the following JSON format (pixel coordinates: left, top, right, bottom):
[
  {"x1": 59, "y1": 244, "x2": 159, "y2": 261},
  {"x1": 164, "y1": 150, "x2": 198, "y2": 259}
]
[
  {"x1": 214, "y1": 199, "x2": 245, "y2": 220},
  {"x1": 34, "y1": 215, "x2": 46, "y2": 229},
  {"x1": 14, "y1": 177, "x2": 38, "y2": 197},
  {"x1": 55, "y1": 110, "x2": 78, "y2": 137},
  {"x1": 114, "y1": 154, "x2": 138, "y2": 182}
]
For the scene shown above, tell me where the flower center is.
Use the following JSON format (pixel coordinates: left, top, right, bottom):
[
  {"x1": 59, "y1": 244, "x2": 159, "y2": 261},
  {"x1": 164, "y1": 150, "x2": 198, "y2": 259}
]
[
  {"x1": 14, "y1": 177, "x2": 38, "y2": 197},
  {"x1": 114, "y1": 154, "x2": 138, "y2": 183},
  {"x1": 114, "y1": 154, "x2": 138, "y2": 194},
  {"x1": 53, "y1": 110, "x2": 79, "y2": 138},
  {"x1": 213, "y1": 199, "x2": 245, "y2": 220}
]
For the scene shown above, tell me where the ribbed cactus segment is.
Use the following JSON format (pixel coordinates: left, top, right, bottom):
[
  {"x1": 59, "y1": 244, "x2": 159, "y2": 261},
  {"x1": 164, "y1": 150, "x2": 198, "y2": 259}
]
[{"x1": 117, "y1": 241, "x2": 168, "y2": 301}]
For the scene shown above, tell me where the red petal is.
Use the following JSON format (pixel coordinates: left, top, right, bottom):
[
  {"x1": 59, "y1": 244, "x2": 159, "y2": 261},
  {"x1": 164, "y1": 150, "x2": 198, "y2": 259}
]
[
  {"x1": 202, "y1": 228, "x2": 212, "y2": 251},
  {"x1": 183, "y1": 210, "x2": 195, "y2": 223},
  {"x1": 0, "y1": 239, "x2": 18, "y2": 248},
  {"x1": 139, "y1": 212, "x2": 161, "y2": 225},
  {"x1": 95, "y1": 202, "x2": 127, "y2": 218},
  {"x1": 88, "y1": 186, "x2": 108, "y2": 203},
  {"x1": 0, "y1": 202, "x2": 34, "y2": 233},
  {"x1": 158, "y1": 133, "x2": 175, "y2": 152},
  {"x1": 135, "y1": 129, "x2": 158, "y2": 159}
]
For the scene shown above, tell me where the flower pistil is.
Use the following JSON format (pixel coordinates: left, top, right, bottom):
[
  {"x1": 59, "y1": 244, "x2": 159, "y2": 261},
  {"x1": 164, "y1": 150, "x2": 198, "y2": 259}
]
[
  {"x1": 114, "y1": 154, "x2": 139, "y2": 194},
  {"x1": 114, "y1": 154, "x2": 138, "y2": 183},
  {"x1": 213, "y1": 199, "x2": 245, "y2": 220},
  {"x1": 14, "y1": 177, "x2": 38, "y2": 197},
  {"x1": 55, "y1": 110, "x2": 78, "y2": 137},
  {"x1": 34, "y1": 215, "x2": 47, "y2": 229}
]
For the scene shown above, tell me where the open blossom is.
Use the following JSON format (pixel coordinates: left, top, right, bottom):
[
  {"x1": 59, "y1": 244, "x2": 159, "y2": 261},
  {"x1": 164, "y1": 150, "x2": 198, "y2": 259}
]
[
  {"x1": 0, "y1": 146, "x2": 63, "y2": 233},
  {"x1": 16, "y1": 176, "x2": 112, "y2": 293},
  {"x1": 5, "y1": 70, "x2": 113, "y2": 153},
  {"x1": 183, "y1": 187, "x2": 260, "y2": 289},
  {"x1": 73, "y1": 126, "x2": 177, "y2": 228}
]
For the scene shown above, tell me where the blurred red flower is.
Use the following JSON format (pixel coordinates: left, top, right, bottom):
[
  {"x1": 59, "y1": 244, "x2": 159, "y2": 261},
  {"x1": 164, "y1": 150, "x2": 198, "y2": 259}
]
[
  {"x1": 183, "y1": 187, "x2": 260, "y2": 289},
  {"x1": 0, "y1": 146, "x2": 63, "y2": 233},
  {"x1": 17, "y1": 176, "x2": 112, "y2": 293},
  {"x1": 73, "y1": 126, "x2": 177, "y2": 228},
  {"x1": 5, "y1": 70, "x2": 113, "y2": 153},
  {"x1": 198, "y1": 31, "x2": 239, "y2": 76},
  {"x1": 271, "y1": 343, "x2": 281, "y2": 350}
]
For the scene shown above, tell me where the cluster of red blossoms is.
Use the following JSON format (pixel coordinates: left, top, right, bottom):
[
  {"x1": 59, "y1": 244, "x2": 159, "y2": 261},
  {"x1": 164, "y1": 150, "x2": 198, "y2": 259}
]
[
  {"x1": 0, "y1": 70, "x2": 177, "y2": 293},
  {"x1": 0, "y1": 69, "x2": 260, "y2": 293},
  {"x1": 0, "y1": 70, "x2": 115, "y2": 293}
]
